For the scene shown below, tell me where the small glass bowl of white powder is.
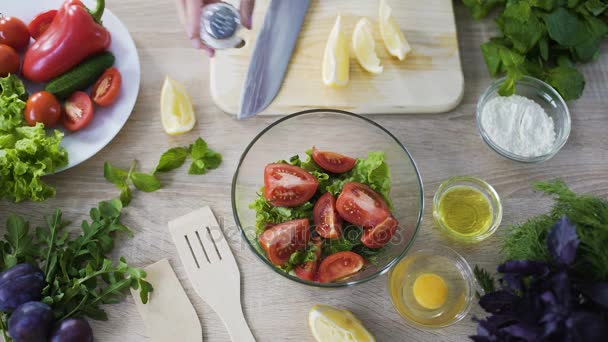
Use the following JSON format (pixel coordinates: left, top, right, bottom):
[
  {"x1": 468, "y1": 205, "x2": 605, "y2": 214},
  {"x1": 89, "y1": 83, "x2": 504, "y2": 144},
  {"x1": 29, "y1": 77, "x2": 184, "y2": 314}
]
[{"x1": 476, "y1": 76, "x2": 571, "y2": 163}]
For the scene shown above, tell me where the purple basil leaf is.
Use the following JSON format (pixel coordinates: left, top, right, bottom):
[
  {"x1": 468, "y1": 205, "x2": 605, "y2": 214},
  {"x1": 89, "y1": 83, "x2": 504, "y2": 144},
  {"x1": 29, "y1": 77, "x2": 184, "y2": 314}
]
[
  {"x1": 479, "y1": 290, "x2": 519, "y2": 314},
  {"x1": 549, "y1": 271, "x2": 571, "y2": 304},
  {"x1": 501, "y1": 322, "x2": 541, "y2": 341},
  {"x1": 501, "y1": 273, "x2": 523, "y2": 293},
  {"x1": 547, "y1": 216, "x2": 580, "y2": 266},
  {"x1": 472, "y1": 315, "x2": 517, "y2": 341},
  {"x1": 580, "y1": 282, "x2": 608, "y2": 309},
  {"x1": 566, "y1": 311, "x2": 608, "y2": 341},
  {"x1": 498, "y1": 260, "x2": 549, "y2": 277}
]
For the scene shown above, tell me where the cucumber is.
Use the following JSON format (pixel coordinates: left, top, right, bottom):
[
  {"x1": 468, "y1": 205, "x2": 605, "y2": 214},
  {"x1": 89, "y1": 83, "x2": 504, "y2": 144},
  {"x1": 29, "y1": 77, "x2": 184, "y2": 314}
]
[{"x1": 45, "y1": 52, "x2": 115, "y2": 100}]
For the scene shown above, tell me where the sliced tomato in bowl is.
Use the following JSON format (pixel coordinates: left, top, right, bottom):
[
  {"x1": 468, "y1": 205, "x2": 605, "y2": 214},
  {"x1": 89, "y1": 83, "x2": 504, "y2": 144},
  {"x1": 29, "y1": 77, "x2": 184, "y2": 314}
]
[
  {"x1": 313, "y1": 192, "x2": 343, "y2": 239},
  {"x1": 259, "y1": 219, "x2": 311, "y2": 267},
  {"x1": 312, "y1": 147, "x2": 357, "y2": 173},
  {"x1": 318, "y1": 251, "x2": 365, "y2": 283},
  {"x1": 92, "y1": 67, "x2": 122, "y2": 106},
  {"x1": 295, "y1": 237, "x2": 324, "y2": 281},
  {"x1": 264, "y1": 163, "x2": 319, "y2": 207},
  {"x1": 28, "y1": 10, "x2": 57, "y2": 40},
  {"x1": 62, "y1": 91, "x2": 94, "y2": 131},
  {"x1": 361, "y1": 215, "x2": 399, "y2": 248},
  {"x1": 336, "y1": 182, "x2": 391, "y2": 228}
]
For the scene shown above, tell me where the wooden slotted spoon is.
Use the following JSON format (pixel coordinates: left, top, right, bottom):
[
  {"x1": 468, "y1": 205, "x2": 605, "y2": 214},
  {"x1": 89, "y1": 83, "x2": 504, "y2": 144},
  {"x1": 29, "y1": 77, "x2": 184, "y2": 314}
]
[{"x1": 168, "y1": 207, "x2": 255, "y2": 342}]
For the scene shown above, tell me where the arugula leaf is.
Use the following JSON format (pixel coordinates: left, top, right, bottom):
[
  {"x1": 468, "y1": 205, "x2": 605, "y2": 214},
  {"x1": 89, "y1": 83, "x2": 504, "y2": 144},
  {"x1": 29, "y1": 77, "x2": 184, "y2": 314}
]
[
  {"x1": 4, "y1": 214, "x2": 37, "y2": 268},
  {"x1": 154, "y1": 147, "x2": 188, "y2": 173},
  {"x1": 131, "y1": 172, "x2": 161, "y2": 192},
  {"x1": 104, "y1": 162, "x2": 128, "y2": 186}
]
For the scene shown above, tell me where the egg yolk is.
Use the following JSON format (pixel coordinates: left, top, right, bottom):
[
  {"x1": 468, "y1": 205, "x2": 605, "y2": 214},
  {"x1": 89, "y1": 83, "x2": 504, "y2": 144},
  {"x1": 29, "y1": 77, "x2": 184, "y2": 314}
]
[{"x1": 413, "y1": 273, "x2": 448, "y2": 310}]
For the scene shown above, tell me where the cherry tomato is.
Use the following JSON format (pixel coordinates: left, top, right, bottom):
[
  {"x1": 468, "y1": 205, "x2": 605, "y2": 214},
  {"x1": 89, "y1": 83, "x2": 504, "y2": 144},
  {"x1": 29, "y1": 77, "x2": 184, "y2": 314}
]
[
  {"x1": 264, "y1": 163, "x2": 319, "y2": 207},
  {"x1": 24, "y1": 91, "x2": 62, "y2": 127},
  {"x1": 318, "y1": 251, "x2": 364, "y2": 283},
  {"x1": 313, "y1": 192, "x2": 343, "y2": 239},
  {"x1": 92, "y1": 67, "x2": 122, "y2": 106},
  {"x1": 259, "y1": 219, "x2": 311, "y2": 267},
  {"x1": 312, "y1": 147, "x2": 357, "y2": 173},
  {"x1": 361, "y1": 215, "x2": 399, "y2": 248},
  {"x1": 0, "y1": 16, "x2": 30, "y2": 51},
  {"x1": 0, "y1": 44, "x2": 19, "y2": 77},
  {"x1": 336, "y1": 182, "x2": 391, "y2": 229},
  {"x1": 62, "y1": 91, "x2": 95, "y2": 131},
  {"x1": 28, "y1": 10, "x2": 57, "y2": 40},
  {"x1": 295, "y1": 237, "x2": 324, "y2": 281}
]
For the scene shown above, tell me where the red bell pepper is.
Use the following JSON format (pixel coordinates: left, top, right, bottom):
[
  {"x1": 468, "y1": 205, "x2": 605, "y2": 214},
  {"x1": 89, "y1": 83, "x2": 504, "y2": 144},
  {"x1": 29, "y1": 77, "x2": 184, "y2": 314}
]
[{"x1": 23, "y1": 0, "x2": 111, "y2": 83}]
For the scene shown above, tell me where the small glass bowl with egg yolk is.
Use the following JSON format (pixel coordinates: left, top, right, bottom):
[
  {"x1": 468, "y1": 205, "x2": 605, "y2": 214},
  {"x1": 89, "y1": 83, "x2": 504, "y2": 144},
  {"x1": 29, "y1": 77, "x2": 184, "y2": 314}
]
[{"x1": 388, "y1": 246, "x2": 476, "y2": 329}]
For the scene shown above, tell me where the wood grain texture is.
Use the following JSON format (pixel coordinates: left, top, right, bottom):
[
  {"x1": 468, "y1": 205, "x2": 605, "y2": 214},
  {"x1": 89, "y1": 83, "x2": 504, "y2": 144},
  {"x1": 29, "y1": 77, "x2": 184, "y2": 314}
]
[
  {"x1": 210, "y1": 0, "x2": 464, "y2": 115},
  {"x1": 1, "y1": 1, "x2": 608, "y2": 342}
]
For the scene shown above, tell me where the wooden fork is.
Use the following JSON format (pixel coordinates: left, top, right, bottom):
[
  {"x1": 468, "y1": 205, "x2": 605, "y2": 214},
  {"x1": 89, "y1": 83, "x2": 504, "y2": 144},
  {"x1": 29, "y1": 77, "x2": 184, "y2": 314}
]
[{"x1": 169, "y1": 207, "x2": 255, "y2": 342}]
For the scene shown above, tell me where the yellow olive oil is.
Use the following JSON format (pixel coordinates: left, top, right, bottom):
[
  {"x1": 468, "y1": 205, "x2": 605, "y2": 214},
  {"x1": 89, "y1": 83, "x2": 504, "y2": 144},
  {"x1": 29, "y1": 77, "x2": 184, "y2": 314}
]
[{"x1": 437, "y1": 186, "x2": 493, "y2": 237}]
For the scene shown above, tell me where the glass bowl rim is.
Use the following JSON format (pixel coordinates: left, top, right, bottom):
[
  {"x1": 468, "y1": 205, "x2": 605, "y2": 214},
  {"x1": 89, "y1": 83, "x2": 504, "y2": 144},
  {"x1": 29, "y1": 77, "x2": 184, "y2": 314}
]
[
  {"x1": 231, "y1": 109, "x2": 425, "y2": 288},
  {"x1": 432, "y1": 176, "x2": 503, "y2": 243},
  {"x1": 387, "y1": 245, "x2": 476, "y2": 329},
  {"x1": 476, "y1": 75, "x2": 571, "y2": 164}
]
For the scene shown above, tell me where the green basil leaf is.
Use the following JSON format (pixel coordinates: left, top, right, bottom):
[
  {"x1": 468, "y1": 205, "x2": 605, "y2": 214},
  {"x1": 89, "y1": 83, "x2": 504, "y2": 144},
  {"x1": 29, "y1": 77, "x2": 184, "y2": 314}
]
[
  {"x1": 188, "y1": 159, "x2": 207, "y2": 175},
  {"x1": 545, "y1": 65, "x2": 585, "y2": 101},
  {"x1": 104, "y1": 162, "x2": 129, "y2": 186},
  {"x1": 190, "y1": 138, "x2": 209, "y2": 160},
  {"x1": 131, "y1": 172, "x2": 161, "y2": 192},
  {"x1": 154, "y1": 147, "x2": 189, "y2": 173}
]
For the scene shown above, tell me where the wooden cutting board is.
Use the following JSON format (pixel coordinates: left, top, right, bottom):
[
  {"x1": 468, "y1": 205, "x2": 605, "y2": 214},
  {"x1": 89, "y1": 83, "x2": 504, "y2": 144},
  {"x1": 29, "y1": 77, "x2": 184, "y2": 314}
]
[{"x1": 210, "y1": 0, "x2": 464, "y2": 115}]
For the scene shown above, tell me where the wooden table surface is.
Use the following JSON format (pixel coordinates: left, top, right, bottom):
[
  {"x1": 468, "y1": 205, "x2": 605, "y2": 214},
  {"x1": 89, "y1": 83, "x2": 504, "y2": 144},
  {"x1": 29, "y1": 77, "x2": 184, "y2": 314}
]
[{"x1": 2, "y1": 1, "x2": 608, "y2": 341}]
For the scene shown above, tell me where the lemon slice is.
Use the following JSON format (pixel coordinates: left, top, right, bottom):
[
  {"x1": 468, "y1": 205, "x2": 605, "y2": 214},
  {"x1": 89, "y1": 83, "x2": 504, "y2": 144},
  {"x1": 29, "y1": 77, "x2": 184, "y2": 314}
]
[
  {"x1": 322, "y1": 15, "x2": 349, "y2": 87},
  {"x1": 379, "y1": 0, "x2": 411, "y2": 61},
  {"x1": 352, "y1": 18, "x2": 383, "y2": 74},
  {"x1": 309, "y1": 305, "x2": 376, "y2": 342},
  {"x1": 160, "y1": 76, "x2": 196, "y2": 135}
]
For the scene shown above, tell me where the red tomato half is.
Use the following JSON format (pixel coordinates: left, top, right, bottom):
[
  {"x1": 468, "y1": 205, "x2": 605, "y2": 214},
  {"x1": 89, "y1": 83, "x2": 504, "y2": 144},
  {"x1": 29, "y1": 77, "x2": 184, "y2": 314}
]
[
  {"x1": 336, "y1": 182, "x2": 391, "y2": 229},
  {"x1": 0, "y1": 44, "x2": 19, "y2": 77},
  {"x1": 312, "y1": 147, "x2": 357, "y2": 173},
  {"x1": 92, "y1": 67, "x2": 122, "y2": 106},
  {"x1": 259, "y1": 219, "x2": 311, "y2": 267},
  {"x1": 264, "y1": 163, "x2": 319, "y2": 207},
  {"x1": 361, "y1": 216, "x2": 399, "y2": 248},
  {"x1": 313, "y1": 192, "x2": 343, "y2": 239},
  {"x1": 28, "y1": 10, "x2": 58, "y2": 40},
  {"x1": 62, "y1": 91, "x2": 94, "y2": 131},
  {"x1": 318, "y1": 251, "x2": 364, "y2": 283},
  {"x1": 0, "y1": 16, "x2": 30, "y2": 51},
  {"x1": 24, "y1": 91, "x2": 61, "y2": 127},
  {"x1": 295, "y1": 237, "x2": 324, "y2": 281}
]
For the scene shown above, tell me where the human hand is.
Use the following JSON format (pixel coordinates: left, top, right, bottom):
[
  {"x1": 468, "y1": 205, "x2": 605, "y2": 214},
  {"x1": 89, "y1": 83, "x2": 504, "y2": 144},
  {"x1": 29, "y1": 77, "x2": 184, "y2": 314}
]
[{"x1": 176, "y1": 0, "x2": 255, "y2": 56}]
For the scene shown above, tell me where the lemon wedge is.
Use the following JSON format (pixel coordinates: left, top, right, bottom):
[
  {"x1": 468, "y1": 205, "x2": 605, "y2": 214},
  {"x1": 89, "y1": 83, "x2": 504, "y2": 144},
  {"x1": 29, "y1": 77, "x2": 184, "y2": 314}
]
[
  {"x1": 160, "y1": 76, "x2": 196, "y2": 135},
  {"x1": 309, "y1": 305, "x2": 376, "y2": 342},
  {"x1": 352, "y1": 18, "x2": 383, "y2": 74},
  {"x1": 322, "y1": 15, "x2": 349, "y2": 87},
  {"x1": 379, "y1": 0, "x2": 411, "y2": 61}
]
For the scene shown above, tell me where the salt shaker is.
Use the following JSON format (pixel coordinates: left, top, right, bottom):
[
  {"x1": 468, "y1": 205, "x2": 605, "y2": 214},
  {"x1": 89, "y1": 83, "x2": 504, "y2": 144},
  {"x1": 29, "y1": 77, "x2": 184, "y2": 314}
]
[{"x1": 199, "y1": 2, "x2": 243, "y2": 49}]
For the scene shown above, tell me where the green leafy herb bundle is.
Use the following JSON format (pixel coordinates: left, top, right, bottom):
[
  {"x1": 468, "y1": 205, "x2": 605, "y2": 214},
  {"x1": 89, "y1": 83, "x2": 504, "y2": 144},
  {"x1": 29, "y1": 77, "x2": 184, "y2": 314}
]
[
  {"x1": 461, "y1": 0, "x2": 608, "y2": 100},
  {"x1": 0, "y1": 75, "x2": 68, "y2": 202},
  {"x1": 0, "y1": 199, "x2": 152, "y2": 339},
  {"x1": 105, "y1": 137, "x2": 222, "y2": 205},
  {"x1": 502, "y1": 180, "x2": 608, "y2": 281}
]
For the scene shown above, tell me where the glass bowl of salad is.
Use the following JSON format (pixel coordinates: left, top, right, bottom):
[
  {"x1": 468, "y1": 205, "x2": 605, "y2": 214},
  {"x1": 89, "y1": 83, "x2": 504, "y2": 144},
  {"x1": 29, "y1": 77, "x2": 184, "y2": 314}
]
[{"x1": 232, "y1": 109, "x2": 424, "y2": 288}]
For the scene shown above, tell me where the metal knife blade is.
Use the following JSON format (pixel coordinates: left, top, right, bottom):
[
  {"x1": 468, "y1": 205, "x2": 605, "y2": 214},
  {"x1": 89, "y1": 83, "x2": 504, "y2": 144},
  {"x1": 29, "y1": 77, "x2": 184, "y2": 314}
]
[{"x1": 238, "y1": 0, "x2": 311, "y2": 119}]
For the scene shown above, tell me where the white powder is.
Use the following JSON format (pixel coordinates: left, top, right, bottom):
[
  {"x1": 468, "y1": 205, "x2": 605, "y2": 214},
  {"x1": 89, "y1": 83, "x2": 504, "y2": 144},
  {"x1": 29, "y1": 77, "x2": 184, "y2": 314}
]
[{"x1": 481, "y1": 95, "x2": 556, "y2": 157}]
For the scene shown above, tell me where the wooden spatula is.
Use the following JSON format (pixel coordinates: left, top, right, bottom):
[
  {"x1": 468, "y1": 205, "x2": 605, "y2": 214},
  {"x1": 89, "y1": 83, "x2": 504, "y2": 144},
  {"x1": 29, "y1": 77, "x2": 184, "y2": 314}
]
[{"x1": 168, "y1": 207, "x2": 256, "y2": 342}]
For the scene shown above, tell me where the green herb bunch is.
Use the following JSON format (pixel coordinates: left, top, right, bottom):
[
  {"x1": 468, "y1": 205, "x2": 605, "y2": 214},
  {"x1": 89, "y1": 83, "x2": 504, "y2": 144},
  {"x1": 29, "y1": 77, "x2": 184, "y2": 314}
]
[
  {"x1": 105, "y1": 137, "x2": 222, "y2": 205},
  {"x1": 503, "y1": 180, "x2": 608, "y2": 281},
  {"x1": 462, "y1": 0, "x2": 608, "y2": 100},
  {"x1": 0, "y1": 199, "x2": 152, "y2": 337}
]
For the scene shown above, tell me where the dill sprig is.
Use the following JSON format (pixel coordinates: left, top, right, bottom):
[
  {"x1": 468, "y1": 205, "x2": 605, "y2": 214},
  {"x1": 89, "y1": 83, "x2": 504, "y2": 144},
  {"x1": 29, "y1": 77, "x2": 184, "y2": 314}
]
[
  {"x1": 502, "y1": 180, "x2": 608, "y2": 281},
  {"x1": 473, "y1": 265, "x2": 496, "y2": 298}
]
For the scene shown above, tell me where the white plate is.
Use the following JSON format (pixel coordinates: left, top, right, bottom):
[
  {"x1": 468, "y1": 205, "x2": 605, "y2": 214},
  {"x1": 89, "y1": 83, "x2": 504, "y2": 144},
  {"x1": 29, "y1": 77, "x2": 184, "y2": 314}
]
[{"x1": 4, "y1": 0, "x2": 141, "y2": 171}]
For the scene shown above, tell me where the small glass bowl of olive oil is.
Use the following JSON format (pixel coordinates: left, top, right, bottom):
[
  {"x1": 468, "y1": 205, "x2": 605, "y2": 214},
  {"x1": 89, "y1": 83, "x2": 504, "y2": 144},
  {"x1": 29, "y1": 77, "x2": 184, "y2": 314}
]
[
  {"x1": 433, "y1": 176, "x2": 503, "y2": 243},
  {"x1": 388, "y1": 247, "x2": 475, "y2": 328}
]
